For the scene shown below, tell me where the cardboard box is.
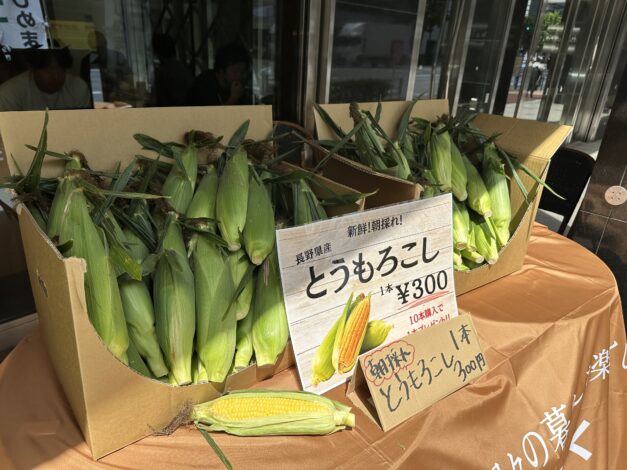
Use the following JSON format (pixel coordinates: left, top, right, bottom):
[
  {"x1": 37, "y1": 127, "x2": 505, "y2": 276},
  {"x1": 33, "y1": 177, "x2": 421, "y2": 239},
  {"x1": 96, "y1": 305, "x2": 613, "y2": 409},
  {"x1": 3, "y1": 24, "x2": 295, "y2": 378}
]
[
  {"x1": 0, "y1": 106, "x2": 363, "y2": 459},
  {"x1": 314, "y1": 100, "x2": 572, "y2": 295}
]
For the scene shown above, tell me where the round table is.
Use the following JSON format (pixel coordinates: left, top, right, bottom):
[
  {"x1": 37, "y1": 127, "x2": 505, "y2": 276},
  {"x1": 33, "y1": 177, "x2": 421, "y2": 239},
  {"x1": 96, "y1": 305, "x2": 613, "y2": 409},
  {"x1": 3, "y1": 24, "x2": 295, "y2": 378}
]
[{"x1": 1, "y1": 225, "x2": 625, "y2": 469}]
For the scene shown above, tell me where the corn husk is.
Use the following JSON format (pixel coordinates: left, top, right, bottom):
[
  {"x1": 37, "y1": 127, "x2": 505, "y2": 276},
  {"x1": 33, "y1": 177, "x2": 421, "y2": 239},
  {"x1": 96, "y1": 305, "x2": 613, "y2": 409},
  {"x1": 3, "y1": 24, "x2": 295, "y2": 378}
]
[
  {"x1": 193, "y1": 234, "x2": 236, "y2": 383},
  {"x1": 187, "y1": 165, "x2": 218, "y2": 230},
  {"x1": 252, "y1": 250, "x2": 288, "y2": 367},
  {"x1": 216, "y1": 148, "x2": 249, "y2": 251},
  {"x1": 162, "y1": 145, "x2": 198, "y2": 214},
  {"x1": 233, "y1": 308, "x2": 254, "y2": 372},
  {"x1": 462, "y1": 154, "x2": 492, "y2": 218},
  {"x1": 452, "y1": 200, "x2": 469, "y2": 250},
  {"x1": 58, "y1": 186, "x2": 129, "y2": 364},
  {"x1": 482, "y1": 144, "x2": 511, "y2": 248},
  {"x1": 427, "y1": 126, "x2": 452, "y2": 191},
  {"x1": 293, "y1": 179, "x2": 327, "y2": 225},
  {"x1": 227, "y1": 250, "x2": 254, "y2": 321},
  {"x1": 242, "y1": 171, "x2": 275, "y2": 265},
  {"x1": 450, "y1": 141, "x2": 468, "y2": 201},
  {"x1": 153, "y1": 214, "x2": 195, "y2": 385},
  {"x1": 360, "y1": 320, "x2": 393, "y2": 353},
  {"x1": 471, "y1": 217, "x2": 499, "y2": 265},
  {"x1": 192, "y1": 389, "x2": 355, "y2": 436}
]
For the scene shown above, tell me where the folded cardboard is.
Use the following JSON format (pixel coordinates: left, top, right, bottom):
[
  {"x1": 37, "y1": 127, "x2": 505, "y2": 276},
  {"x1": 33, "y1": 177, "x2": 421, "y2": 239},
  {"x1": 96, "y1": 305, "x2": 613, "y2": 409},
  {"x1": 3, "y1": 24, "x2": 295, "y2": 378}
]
[
  {"x1": 0, "y1": 106, "x2": 363, "y2": 459},
  {"x1": 315, "y1": 100, "x2": 572, "y2": 294}
]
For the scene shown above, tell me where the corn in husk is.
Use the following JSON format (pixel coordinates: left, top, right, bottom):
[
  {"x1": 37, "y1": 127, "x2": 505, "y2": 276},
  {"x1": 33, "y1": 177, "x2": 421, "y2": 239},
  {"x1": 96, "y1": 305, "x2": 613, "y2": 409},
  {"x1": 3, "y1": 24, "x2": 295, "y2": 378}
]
[
  {"x1": 47, "y1": 155, "x2": 82, "y2": 239},
  {"x1": 462, "y1": 154, "x2": 492, "y2": 218},
  {"x1": 482, "y1": 144, "x2": 511, "y2": 248},
  {"x1": 452, "y1": 199, "x2": 469, "y2": 250},
  {"x1": 216, "y1": 147, "x2": 249, "y2": 251},
  {"x1": 293, "y1": 179, "x2": 327, "y2": 225},
  {"x1": 153, "y1": 214, "x2": 195, "y2": 385},
  {"x1": 427, "y1": 126, "x2": 452, "y2": 192},
  {"x1": 193, "y1": 234, "x2": 236, "y2": 383},
  {"x1": 126, "y1": 337, "x2": 153, "y2": 378},
  {"x1": 192, "y1": 390, "x2": 355, "y2": 436},
  {"x1": 233, "y1": 308, "x2": 254, "y2": 372},
  {"x1": 450, "y1": 141, "x2": 468, "y2": 201},
  {"x1": 227, "y1": 250, "x2": 254, "y2": 321},
  {"x1": 58, "y1": 186, "x2": 129, "y2": 364},
  {"x1": 187, "y1": 165, "x2": 218, "y2": 229},
  {"x1": 360, "y1": 320, "x2": 392, "y2": 354},
  {"x1": 471, "y1": 218, "x2": 499, "y2": 265},
  {"x1": 252, "y1": 250, "x2": 288, "y2": 367},
  {"x1": 242, "y1": 170, "x2": 275, "y2": 265},
  {"x1": 162, "y1": 145, "x2": 198, "y2": 214}
]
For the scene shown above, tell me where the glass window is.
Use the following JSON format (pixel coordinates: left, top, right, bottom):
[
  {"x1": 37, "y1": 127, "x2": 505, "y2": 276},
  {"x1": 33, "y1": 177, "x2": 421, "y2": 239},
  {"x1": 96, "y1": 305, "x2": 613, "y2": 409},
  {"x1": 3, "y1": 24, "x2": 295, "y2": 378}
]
[
  {"x1": 327, "y1": 1, "x2": 419, "y2": 103},
  {"x1": 0, "y1": 0, "x2": 279, "y2": 111}
]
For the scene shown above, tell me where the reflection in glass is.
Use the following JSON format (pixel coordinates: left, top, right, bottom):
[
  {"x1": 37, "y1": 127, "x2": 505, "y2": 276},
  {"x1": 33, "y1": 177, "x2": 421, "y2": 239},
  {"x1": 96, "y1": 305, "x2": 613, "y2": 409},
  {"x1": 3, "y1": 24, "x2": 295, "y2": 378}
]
[{"x1": 328, "y1": 1, "x2": 418, "y2": 103}]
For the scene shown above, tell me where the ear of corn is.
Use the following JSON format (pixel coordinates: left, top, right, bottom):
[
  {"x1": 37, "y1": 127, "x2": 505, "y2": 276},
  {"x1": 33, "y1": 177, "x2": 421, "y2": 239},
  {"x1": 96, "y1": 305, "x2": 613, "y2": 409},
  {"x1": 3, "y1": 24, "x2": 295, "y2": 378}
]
[
  {"x1": 471, "y1": 217, "x2": 499, "y2": 264},
  {"x1": 450, "y1": 142, "x2": 468, "y2": 201},
  {"x1": 462, "y1": 154, "x2": 492, "y2": 218},
  {"x1": 187, "y1": 165, "x2": 218, "y2": 229},
  {"x1": 454, "y1": 263, "x2": 471, "y2": 272},
  {"x1": 252, "y1": 250, "x2": 288, "y2": 367},
  {"x1": 126, "y1": 337, "x2": 154, "y2": 378},
  {"x1": 360, "y1": 320, "x2": 392, "y2": 354},
  {"x1": 310, "y1": 308, "x2": 346, "y2": 386},
  {"x1": 119, "y1": 278, "x2": 169, "y2": 378},
  {"x1": 332, "y1": 294, "x2": 371, "y2": 374},
  {"x1": 47, "y1": 156, "x2": 82, "y2": 239},
  {"x1": 461, "y1": 248, "x2": 484, "y2": 264},
  {"x1": 242, "y1": 171, "x2": 276, "y2": 265},
  {"x1": 427, "y1": 126, "x2": 452, "y2": 191},
  {"x1": 153, "y1": 214, "x2": 195, "y2": 385},
  {"x1": 123, "y1": 228, "x2": 150, "y2": 265},
  {"x1": 192, "y1": 390, "x2": 355, "y2": 436},
  {"x1": 216, "y1": 147, "x2": 249, "y2": 251},
  {"x1": 482, "y1": 144, "x2": 511, "y2": 248},
  {"x1": 453, "y1": 250, "x2": 463, "y2": 266},
  {"x1": 233, "y1": 309, "x2": 254, "y2": 372},
  {"x1": 162, "y1": 145, "x2": 198, "y2": 214},
  {"x1": 192, "y1": 355, "x2": 209, "y2": 384},
  {"x1": 293, "y1": 179, "x2": 327, "y2": 226},
  {"x1": 452, "y1": 200, "x2": 469, "y2": 250},
  {"x1": 193, "y1": 234, "x2": 236, "y2": 383},
  {"x1": 59, "y1": 187, "x2": 129, "y2": 364},
  {"x1": 227, "y1": 250, "x2": 254, "y2": 321}
]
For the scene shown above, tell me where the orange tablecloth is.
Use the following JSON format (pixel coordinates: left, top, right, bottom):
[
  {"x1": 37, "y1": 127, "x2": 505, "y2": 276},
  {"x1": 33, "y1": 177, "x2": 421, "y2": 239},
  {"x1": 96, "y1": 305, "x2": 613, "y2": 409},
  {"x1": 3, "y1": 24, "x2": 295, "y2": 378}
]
[{"x1": 1, "y1": 225, "x2": 626, "y2": 469}]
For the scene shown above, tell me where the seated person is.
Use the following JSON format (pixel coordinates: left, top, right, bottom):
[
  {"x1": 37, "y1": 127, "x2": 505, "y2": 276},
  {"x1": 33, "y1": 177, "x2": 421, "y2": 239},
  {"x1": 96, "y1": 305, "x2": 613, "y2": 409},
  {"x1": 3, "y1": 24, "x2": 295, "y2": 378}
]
[
  {"x1": 0, "y1": 47, "x2": 91, "y2": 111},
  {"x1": 187, "y1": 42, "x2": 251, "y2": 106}
]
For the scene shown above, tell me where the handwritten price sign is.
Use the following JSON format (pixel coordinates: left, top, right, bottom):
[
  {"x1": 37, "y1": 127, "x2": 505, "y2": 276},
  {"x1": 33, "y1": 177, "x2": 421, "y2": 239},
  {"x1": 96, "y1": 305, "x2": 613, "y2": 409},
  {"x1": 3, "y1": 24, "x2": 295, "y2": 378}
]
[{"x1": 348, "y1": 313, "x2": 488, "y2": 431}]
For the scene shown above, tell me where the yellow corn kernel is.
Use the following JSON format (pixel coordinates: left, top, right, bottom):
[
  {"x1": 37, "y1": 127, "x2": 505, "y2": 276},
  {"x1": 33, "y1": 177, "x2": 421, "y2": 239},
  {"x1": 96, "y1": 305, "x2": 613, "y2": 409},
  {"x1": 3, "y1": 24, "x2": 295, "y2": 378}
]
[
  {"x1": 332, "y1": 294, "x2": 371, "y2": 374},
  {"x1": 192, "y1": 390, "x2": 355, "y2": 436}
]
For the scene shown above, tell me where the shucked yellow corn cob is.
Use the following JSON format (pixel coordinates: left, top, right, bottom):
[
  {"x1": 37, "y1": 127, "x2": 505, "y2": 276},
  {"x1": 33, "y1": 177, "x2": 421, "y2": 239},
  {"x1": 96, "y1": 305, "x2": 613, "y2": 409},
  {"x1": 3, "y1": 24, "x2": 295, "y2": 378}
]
[
  {"x1": 192, "y1": 390, "x2": 355, "y2": 436},
  {"x1": 332, "y1": 294, "x2": 371, "y2": 374}
]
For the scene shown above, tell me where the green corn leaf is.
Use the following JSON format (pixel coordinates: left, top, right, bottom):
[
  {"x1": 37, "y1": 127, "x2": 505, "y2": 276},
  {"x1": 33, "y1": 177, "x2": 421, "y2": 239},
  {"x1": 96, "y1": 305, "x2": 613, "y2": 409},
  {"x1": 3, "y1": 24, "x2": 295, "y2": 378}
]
[
  {"x1": 313, "y1": 103, "x2": 346, "y2": 139},
  {"x1": 133, "y1": 133, "x2": 175, "y2": 158},
  {"x1": 227, "y1": 120, "x2": 250, "y2": 148},
  {"x1": 196, "y1": 423, "x2": 233, "y2": 470}
]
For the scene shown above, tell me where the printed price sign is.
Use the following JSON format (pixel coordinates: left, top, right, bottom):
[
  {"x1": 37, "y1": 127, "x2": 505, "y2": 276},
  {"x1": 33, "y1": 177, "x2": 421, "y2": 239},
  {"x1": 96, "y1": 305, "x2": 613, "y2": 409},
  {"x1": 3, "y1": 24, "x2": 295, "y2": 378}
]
[
  {"x1": 0, "y1": 1, "x2": 48, "y2": 50},
  {"x1": 276, "y1": 194, "x2": 459, "y2": 394},
  {"x1": 347, "y1": 313, "x2": 488, "y2": 431}
]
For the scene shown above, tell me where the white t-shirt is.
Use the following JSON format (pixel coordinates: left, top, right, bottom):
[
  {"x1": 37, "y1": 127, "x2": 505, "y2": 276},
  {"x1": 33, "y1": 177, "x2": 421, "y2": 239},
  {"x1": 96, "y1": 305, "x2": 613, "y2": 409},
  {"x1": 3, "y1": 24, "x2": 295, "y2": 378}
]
[{"x1": 0, "y1": 71, "x2": 92, "y2": 111}]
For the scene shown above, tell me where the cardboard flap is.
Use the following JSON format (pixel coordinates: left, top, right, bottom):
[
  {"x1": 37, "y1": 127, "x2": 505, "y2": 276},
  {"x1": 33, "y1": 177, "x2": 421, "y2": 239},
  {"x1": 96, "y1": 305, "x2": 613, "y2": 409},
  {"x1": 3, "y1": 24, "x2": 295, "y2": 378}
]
[
  {"x1": 0, "y1": 106, "x2": 273, "y2": 178},
  {"x1": 472, "y1": 113, "x2": 572, "y2": 163}
]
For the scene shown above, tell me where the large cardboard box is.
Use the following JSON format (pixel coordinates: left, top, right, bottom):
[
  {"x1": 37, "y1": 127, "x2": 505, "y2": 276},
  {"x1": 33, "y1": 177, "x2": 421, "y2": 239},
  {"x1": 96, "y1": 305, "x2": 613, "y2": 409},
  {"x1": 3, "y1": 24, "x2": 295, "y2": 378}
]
[
  {"x1": 0, "y1": 106, "x2": 364, "y2": 459},
  {"x1": 315, "y1": 100, "x2": 572, "y2": 295}
]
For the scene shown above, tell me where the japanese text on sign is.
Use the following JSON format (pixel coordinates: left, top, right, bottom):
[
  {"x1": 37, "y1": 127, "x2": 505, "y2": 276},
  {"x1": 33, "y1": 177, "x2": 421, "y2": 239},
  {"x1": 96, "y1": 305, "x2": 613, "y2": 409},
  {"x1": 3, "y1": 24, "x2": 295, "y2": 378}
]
[
  {"x1": 0, "y1": 0, "x2": 47, "y2": 49},
  {"x1": 351, "y1": 314, "x2": 487, "y2": 431},
  {"x1": 276, "y1": 194, "x2": 459, "y2": 395}
]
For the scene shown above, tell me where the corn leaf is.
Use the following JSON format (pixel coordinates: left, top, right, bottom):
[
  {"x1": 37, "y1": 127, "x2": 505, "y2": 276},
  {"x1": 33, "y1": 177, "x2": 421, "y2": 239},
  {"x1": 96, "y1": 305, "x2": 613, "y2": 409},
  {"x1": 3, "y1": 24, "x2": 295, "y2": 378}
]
[
  {"x1": 313, "y1": 119, "x2": 366, "y2": 172},
  {"x1": 397, "y1": 98, "x2": 420, "y2": 143},
  {"x1": 313, "y1": 103, "x2": 346, "y2": 139},
  {"x1": 196, "y1": 423, "x2": 233, "y2": 470},
  {"x1": 227, "y1": 120, "x2": 250, "y2": 148},
  {"x1": 93, "y1": 158, "x2": 137, "y2": 225},
  {"x1": 133, "y1": 133, "x2": 175, "y2": 158},
  {"x1": 16, "y1": 110, "x2": 48, "y2": 195}
]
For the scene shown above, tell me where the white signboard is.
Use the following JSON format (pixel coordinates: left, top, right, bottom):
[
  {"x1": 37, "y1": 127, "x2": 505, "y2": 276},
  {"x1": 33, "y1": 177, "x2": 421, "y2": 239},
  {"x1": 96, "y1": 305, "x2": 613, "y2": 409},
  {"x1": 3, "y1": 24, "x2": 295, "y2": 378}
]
[
  {"x1": 0, "y1": 0, "x2": 47, "y2": 49},
  {"x1": 276, "y1": 194, "x2": 459, "y2": 394}
]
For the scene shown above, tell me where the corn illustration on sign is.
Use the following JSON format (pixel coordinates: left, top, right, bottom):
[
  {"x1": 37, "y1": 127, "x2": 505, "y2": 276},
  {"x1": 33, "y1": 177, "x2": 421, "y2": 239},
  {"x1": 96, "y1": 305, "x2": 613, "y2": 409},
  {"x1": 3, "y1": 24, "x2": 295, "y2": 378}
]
[{"x1": 276, "y1": 193, "x2": 459, "y2": 394}]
